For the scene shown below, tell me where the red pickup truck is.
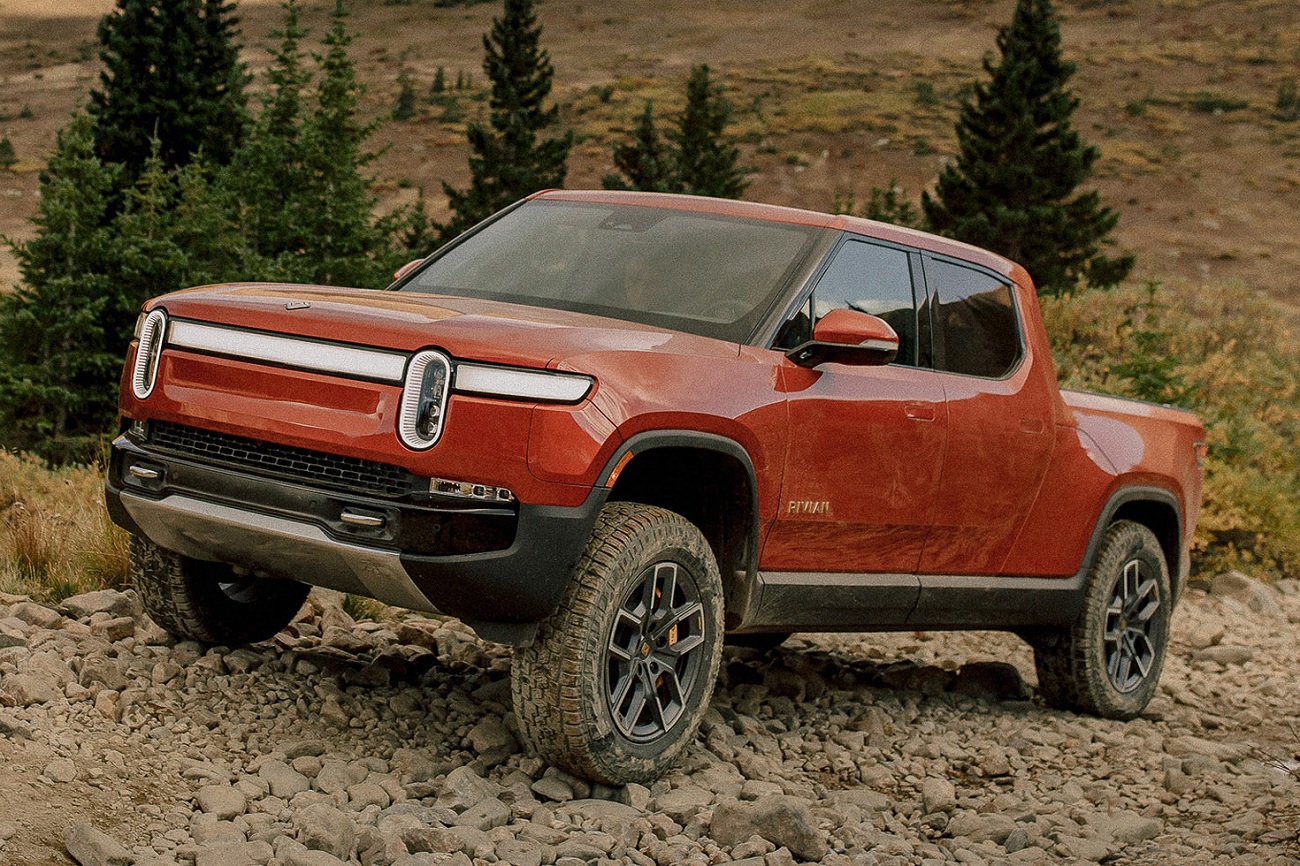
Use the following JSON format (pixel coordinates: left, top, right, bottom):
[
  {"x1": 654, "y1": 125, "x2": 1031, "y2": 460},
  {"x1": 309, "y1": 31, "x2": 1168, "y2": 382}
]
[{"x1": 106, "y1": 190, "x2": 1204, "y2": 783}]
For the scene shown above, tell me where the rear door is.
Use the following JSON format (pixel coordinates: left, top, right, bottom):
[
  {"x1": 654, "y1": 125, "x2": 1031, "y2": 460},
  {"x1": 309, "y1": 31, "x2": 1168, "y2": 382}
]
[{"x1": 916, "y1": 255, "x2": 1055, "y2": 575}]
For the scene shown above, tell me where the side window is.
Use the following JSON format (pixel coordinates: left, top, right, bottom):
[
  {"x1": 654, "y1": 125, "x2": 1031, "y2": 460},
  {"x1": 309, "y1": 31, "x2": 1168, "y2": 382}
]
[
  {"x1": 926, "y1": 258, "x2": 1021, "y2": 378},
  {"x1": 808, "y1": 240, "x2": 919, "y2": 366}
]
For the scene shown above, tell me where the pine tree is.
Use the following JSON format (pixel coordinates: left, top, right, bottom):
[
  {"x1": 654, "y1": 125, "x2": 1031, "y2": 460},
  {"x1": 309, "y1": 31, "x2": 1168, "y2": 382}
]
[
  {"x1": 0, "y1": 136, "x2": 15, "y2": 169},
  {"x1": 602, "y1": 100, "x2": 675, "y2": 192},
  {"x1": 224, "y1": 0, "x2": 394, "y2": 286},
  {"x1": 295, "y1": 0, "x2": 387, "y2": 286},
  {"x1": 0, "y1": 114, "x2": 124, "y2": 461},
  {"x1": 114, "y1": 143, "x2": 244, "y2": 303},
  {"x1": 671, "y1": 64, "x2": 746, "y2": 199},
  {"x1": 393, "y1": 68, "x2": 417, "y2": 121},
  {"x1": 921, "y1": 0, "x2": 1132, "y2": 296},
  {"x1": 441, "y1": 0, "x2": 572, "y2": 240},
  {"x1": 88, "y1": 0, "x2": 249, "y2": 175},
  {"x1": 225, "y1": 0, "x2": 311, "y2": 263},
  {"x1": 862, "y1": 181, "x2": 921, "y2": 228}
]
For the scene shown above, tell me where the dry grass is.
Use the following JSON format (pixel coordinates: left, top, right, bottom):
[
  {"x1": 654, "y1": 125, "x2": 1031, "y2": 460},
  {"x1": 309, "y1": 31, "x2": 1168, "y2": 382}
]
[{"x1": 0, "y1": 450, "x2": 129, "y2": 602}]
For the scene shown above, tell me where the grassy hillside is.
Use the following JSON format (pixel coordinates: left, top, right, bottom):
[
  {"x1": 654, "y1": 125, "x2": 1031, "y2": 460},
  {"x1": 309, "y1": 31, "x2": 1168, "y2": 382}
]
[
  {"x1": 1, "y1": 0, "x2": 1298, "y2": 322},
  {"x1": 0, "y1": 0, "x2": 1296, "y2": 596}
]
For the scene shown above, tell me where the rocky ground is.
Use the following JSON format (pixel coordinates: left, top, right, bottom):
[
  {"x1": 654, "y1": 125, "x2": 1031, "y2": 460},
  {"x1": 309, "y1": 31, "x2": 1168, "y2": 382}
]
[{"x1": 0, "y1": 573, "x2": 1297, "y2": 866}]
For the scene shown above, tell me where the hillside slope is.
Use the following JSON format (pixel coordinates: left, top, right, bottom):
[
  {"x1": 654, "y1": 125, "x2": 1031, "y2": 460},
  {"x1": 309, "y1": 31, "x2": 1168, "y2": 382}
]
[{"x1": 1, "y1": 0, "x2": 1297, "y2": 323}]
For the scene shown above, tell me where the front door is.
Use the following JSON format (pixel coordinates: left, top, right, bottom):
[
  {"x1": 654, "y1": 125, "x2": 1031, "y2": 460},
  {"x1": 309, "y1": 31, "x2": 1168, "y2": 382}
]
[{"x1": 762, "y1": 239, "x2": 948, "y2": 578}]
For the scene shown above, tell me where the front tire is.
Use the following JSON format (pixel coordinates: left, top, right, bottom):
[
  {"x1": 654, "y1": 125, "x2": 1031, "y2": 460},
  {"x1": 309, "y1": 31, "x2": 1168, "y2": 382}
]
[
  {"x1": 512, "y1": 502, "x2": 724, "y2": 784},
  {"x1": 130, "y1": 534, "x2": 310, "y2": 645},
  {"x1": 1034, "y1": 520, "x2": 1171, "y2": 719}
]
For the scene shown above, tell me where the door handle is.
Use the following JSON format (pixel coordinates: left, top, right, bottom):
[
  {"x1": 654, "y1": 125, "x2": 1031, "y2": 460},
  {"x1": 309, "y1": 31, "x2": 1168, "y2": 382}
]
[
  {"x1": 905, "y1": 402, "x2": 936, "y2": 421},
  {"x1": 1019, "y1": 417, "x2": 1045, "y2": 434}
]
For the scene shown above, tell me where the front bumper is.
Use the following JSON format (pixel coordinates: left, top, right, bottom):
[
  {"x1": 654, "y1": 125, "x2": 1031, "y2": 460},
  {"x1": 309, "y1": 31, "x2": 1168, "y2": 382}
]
[{"x1": 106, "y1": 433, "x2": 607, "y2": 643}]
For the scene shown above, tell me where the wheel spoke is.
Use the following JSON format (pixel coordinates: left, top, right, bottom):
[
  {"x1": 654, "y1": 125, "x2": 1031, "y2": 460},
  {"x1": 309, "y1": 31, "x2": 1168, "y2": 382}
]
[
  {"x1": 652, "y1": 600, "x2": 703, "y2": 643},
  {"x1": 654, "y1": 661, "x2": 686, "y2": 715},
  {"x1": 1109, "y1": 639, "x2": 1132, "y2": 686},
  {"x1": 1127, "y1": 630, "x2": 1153, "y2": 677},
  {"x1": 651, "y1": 563, "x2": 678, "y2": 617},
  {"x1": 609, "y1": 607, "x2": 643, "y2": 659},
  {"x1": 618, "y1": 670, "x2": 652, "y2": 733},
  {"x1": 659, "y1": 632, "x2": 704, "y2": 659},
  {"x1": 609, "y1": 665, "x2": 636, "y2": 714}
]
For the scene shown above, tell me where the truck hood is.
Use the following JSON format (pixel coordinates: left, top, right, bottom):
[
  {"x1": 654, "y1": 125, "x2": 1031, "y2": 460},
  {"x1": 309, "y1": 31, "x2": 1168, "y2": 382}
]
[{"x1": 149, "y1": 283, "x2": 740, "y2": 369}]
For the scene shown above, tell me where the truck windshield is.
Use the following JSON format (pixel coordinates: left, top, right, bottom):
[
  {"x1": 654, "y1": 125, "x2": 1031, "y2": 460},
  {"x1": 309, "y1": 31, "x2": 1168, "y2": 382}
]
[{"x1": 400, "y1": 199, "x2": 822, "y2": 342}]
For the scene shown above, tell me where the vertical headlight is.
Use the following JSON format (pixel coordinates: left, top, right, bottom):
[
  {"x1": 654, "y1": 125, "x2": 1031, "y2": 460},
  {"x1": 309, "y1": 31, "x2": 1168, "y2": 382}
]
[
  {"x1": 131, "y1": 309, "x2": 168, "y2": 400},
  {"x1": 398, "y1": 350, "x2": 452, "y2": 450}
]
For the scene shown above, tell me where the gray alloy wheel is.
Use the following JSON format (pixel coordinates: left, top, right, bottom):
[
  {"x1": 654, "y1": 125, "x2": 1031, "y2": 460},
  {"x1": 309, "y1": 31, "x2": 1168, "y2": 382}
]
[
  {"x1": 1034, "y1": 520, "x2": 1171, "y2": 719},
  {"x1": 1103, "y1": 556, "x2": 1162, "y2": 693},
  {"x1": 606, "y1": 559, "x2": 712, "y2": 743},
  {"x1": 512, "y1": 502, "x2": 724, "y2": 784}
]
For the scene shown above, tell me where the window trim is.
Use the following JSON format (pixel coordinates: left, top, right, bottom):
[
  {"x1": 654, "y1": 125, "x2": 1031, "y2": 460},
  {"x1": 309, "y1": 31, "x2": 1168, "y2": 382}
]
[
  {"x1": 917, "y1": 252, "x2": 1027, "y2": 382},
  {"x1": 762, "y1": 232, "x2": 932, "y2": 369}
]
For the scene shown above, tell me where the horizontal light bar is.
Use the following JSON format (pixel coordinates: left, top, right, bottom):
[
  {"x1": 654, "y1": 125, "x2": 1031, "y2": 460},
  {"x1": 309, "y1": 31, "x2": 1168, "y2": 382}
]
[
  {"x1": 163, "y1": 321, "x2": 593, "y2": 404},
  {"x1": 168, "y1": 320, "x2": 408, "y2": 383},
  {"x1": 455, "y1": 364, "x2": 593, "y2": 403}
]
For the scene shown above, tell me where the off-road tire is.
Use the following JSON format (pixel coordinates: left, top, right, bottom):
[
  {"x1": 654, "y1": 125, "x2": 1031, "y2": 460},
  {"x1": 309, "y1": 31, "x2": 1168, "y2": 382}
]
[
  {"x1": 1034, "y1": 520, "x2": 1171, "y2": 719},
  {"x1": 512, "y1": 502, "x2": 724, "y2": 784},
  {"x1": 130, "y1": 534, "x2": 309, "y2": 646}
]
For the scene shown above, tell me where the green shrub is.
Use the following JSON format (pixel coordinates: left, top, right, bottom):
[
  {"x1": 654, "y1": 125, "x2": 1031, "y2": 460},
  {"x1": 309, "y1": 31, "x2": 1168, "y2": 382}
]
[
  {"x1": 1276, "y1": 78, "x2": 1299, "y2": 121},
  {"x1": 1042, "y1": 281, "x2": 1299, "y2": 580},
  {"x1": 1187, "y1": 91, "x2": 1248, "y2": 113}
]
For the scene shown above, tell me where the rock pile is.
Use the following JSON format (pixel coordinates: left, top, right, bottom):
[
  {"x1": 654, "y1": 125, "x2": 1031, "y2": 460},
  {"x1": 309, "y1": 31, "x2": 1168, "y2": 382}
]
[{"x1": 0, "y1": 576, "x2": 1297, "y2": 866}]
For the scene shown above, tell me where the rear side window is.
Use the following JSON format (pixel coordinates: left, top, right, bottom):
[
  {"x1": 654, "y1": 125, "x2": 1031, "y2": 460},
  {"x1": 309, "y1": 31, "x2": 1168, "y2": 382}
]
[{"x1": 926, "y1": 258, "x2": 1021, "y2": 378}]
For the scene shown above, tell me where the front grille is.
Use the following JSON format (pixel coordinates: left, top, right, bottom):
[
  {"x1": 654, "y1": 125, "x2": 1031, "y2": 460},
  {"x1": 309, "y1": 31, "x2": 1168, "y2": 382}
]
[{"x1": 148, "y1": 421, "x2": 414, "y2": 498}]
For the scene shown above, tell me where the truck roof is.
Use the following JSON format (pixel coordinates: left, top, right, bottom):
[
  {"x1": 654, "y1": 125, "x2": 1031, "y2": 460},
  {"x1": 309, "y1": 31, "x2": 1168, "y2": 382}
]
[{"x1": 533, "y1": 189, "x2": 1021, "y2": 281}]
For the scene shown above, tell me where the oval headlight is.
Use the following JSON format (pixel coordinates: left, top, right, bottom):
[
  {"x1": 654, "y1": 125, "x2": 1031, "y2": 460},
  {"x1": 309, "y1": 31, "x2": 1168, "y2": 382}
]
[
  {"x1": 398, "y1": 350, "x2": 452, "y2": 450},
  {"x1": 131, "y1": 309, "x2": 168, "y2": 400}
]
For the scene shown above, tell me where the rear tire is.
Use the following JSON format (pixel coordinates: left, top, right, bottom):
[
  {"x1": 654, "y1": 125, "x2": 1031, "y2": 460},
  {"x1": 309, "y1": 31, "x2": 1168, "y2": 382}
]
[
  {"x1": 1034, "y1": 520, "x2": 1171, "y2": 719},
  {"x1": 130, "y1": 534, "x2": 309, "y2": 645},
  {"x1": 512, "y1": 502, "x2": 724, "y2": 784}
]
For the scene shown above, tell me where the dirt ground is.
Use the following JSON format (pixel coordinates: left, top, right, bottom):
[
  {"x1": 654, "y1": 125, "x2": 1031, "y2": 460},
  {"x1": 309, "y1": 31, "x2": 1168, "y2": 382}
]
[{"x1": 1, "y1": 0, "x2": 1298, "y2": 329}]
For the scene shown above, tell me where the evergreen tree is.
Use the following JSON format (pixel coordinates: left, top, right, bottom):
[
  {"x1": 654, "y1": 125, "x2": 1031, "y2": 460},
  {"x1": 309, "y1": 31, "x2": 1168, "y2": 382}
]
[
  {"x1": 225, "y1": 0, "x2": 311, "y2": 263},
  {"x1": 294, "y1": 0, "x2": 387, "y2": 286},
  {"x1": 602, "y1": 100, "x2": 675, "y2": 192},
  {"x1": 0, "y1": 115, "x2": 124, "y2": 461},
  {"x1": 88, "y1": 0, "x2": 249, "y2": 175},
  {"x1": 671, "y1": 64, "x2": 746, "y2": 199},
  {"x1": 393, "y1": 68, "x2": 417, "y2": 121},
  {"x1": 114, "y1": 143, "x2": 244, "y2": 303},
  {"x1": 225, "y1": 0, "x2": 395, "y2": 286},
  {"x1": 921, "y1": 0, "x2": 1132, "y2": 296},
  {"x1": 863, "y1": 181, "x2": 921, "y2": 228},
  {"x1": 0, "y1": 136, "x2": 15, "y2": 169},
  {"x1": 441, "y1": 0, "x2": 572, "y2": 240}
]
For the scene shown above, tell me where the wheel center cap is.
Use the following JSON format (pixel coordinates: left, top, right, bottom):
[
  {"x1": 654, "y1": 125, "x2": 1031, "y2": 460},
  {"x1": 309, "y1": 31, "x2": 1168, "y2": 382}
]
[{"x1": 639, "y1": 640, "x2": 651, "y2": 659}]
